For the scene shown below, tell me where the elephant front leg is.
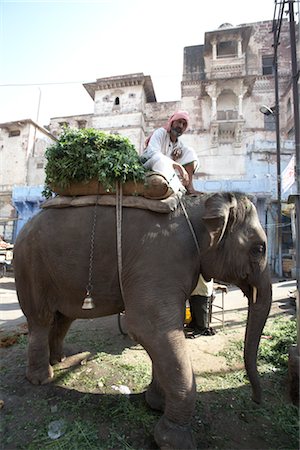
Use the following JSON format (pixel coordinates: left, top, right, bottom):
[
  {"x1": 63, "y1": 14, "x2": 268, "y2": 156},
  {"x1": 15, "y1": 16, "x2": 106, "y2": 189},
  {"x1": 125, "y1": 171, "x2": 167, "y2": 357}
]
[
  {"x1": 145, "y1": 366, "x2": 165, "y2": 412},
  {"x1": 26, "y1": 322, "x2": 53, "y2": 385},
  {"x1": 142, "y1": 331, "x2": 197, "y2": 450}
]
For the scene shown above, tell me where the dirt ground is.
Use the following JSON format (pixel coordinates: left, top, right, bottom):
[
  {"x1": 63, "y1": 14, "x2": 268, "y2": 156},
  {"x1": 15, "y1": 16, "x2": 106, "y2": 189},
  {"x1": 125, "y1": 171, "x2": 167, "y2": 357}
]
[{"x1": 0, "y1": 274, "x2": 298, "y2": 449}]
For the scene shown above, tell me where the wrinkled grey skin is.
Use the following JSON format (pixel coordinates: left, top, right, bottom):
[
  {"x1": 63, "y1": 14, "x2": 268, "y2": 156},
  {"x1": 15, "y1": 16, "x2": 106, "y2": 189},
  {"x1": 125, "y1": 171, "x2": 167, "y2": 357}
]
[{"x1": 13, "y1": 192, "x2": 272, "y2": 450}]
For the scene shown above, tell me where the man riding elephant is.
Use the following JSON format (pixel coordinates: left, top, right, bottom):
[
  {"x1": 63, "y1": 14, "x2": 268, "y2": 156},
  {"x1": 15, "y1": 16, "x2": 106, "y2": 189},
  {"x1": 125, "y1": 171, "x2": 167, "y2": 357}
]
[{"x1": 141, "y1": 110, "x2": 200, "y2": 195}]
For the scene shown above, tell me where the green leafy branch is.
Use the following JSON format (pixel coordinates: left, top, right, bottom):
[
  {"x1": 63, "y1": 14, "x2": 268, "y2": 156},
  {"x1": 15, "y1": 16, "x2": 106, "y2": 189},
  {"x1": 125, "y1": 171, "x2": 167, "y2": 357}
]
[{"x1": 42, "y1": 127, "x2": 146, "y2": 198}]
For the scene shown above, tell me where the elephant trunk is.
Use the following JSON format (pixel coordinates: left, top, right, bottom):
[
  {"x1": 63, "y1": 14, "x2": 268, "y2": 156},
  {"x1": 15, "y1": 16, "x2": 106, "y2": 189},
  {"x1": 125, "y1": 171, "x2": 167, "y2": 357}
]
[{"x1": 243, "y1": 276, "x2": 272, "y2": 404}]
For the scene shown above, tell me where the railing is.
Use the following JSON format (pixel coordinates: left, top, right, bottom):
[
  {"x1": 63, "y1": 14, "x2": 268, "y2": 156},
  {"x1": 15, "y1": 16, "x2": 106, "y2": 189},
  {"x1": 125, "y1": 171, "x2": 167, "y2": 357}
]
[{"x1": 216, "y1": 110, "x2": 238, "y2": 121}]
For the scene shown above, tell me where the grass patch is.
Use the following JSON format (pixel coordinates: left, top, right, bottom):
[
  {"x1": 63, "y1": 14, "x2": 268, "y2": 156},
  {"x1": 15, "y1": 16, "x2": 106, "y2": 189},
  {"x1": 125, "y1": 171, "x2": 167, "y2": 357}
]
[
  {"x1": 54, "y1": 349, "x2": 151, "y2": 395},
  {"x1": 193, "y1": 315, "x2": 299, "y2": 449},
  {"x1": 1, "y1": 313, "x2": 298, "y2": 449},
  {"x1": 217, "y1": 339, "x2": 244, "y2": 366},
  {"x1": 258, "y1": 316, "x2": 297, "y2": 371},
  {"x1": 26, "y1": 419, "x2": 100, "y2": 449}
]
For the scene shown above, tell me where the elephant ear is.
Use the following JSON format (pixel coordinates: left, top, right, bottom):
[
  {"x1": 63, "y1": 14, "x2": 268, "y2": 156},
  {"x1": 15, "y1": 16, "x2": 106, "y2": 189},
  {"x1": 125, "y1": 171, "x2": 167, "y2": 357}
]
[{"x1": 202, "y1": 193, "x2": 237, "y2": 247}]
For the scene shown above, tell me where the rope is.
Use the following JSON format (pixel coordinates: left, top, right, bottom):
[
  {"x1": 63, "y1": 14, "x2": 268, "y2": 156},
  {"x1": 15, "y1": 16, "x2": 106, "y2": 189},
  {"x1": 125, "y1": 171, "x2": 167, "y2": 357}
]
[
  {"x1": 179, "y1": 197, "x2": 201, "y2": 257},
  {"x1": 116, "y1": 181, "x2": 126, "y2": 302}
]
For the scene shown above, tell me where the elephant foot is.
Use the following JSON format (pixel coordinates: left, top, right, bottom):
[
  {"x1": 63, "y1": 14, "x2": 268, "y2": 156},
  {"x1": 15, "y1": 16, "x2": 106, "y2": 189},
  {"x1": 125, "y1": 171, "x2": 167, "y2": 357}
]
[
  {"x1": 49, "y1": 342, "x2": 65, "y2": 365},
  {"x1": 154, "y1": 415, "x2": 196, "y2": 450},
  {"x1": 145, "y1": 385, "x2": 165, "y2": 412},
  {"x1": 50, "y1": 353, "x2": 66, "y2": 365},
  {"x1": 26, "y1": 364, "x2": 54, "y2": 385}
]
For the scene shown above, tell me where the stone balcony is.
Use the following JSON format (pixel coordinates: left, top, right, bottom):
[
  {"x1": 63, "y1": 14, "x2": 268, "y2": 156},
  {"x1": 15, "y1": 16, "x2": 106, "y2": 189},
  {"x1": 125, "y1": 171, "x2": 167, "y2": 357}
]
[
  {"x1": 208, "y1": 56, "x2": 246, "y2": 79},
  {"x1": 210, "y1": 113, "x2": 245, "y2": 146}
]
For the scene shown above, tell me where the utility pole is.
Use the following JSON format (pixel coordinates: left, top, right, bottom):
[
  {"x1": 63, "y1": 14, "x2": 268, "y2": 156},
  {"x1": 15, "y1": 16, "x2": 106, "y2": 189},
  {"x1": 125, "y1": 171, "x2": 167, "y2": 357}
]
[
  {"x1": 286, "y1": 0, "x2": 300, "y2": 406},
  {"x1": 272, "y1": 4, "x2": 284, "y2": 277},
  {"x1": 288, "y1": 0, "x2": 300, "y2": 279},
  {"x1": 271, "y1": 0, "x2": 299, "y2": 405},
  {"x1": 32, "y1": 87, "x2": 42, "y2": 158}
]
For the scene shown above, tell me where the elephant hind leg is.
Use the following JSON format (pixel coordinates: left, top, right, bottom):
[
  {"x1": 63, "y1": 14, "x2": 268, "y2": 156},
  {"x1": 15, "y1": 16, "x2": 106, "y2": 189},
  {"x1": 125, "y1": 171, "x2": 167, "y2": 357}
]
[
  {"x1": 49, "y1": 311, "x2": 74, "y2": 365},
  {"x1": 26, "y1": 321, "x2": 53, "y2": 385}
]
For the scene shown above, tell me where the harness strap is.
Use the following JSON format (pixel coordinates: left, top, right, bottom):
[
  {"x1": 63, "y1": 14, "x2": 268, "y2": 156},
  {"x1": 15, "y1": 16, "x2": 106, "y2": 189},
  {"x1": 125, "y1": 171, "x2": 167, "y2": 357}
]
[
  {"x1": 179, "y1": 197, "x2": 201, "y2": 257},
  {"x1": 116, "y1": 192, "x2": 200, "y2": 304},
  {"x1": 116, "y1": 181, "x2": 126, "y2": 302}
]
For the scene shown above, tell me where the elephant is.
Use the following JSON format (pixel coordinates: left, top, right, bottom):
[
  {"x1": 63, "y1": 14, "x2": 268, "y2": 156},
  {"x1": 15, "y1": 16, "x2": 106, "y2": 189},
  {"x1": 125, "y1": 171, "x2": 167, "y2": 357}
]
[{"x1": 13, "y1": 192, "x2": 272, "y2": 450}]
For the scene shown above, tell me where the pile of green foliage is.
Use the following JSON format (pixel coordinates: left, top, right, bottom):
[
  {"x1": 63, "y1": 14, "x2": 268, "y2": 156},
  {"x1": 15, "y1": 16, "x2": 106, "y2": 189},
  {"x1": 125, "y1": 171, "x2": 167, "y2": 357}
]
[
  {"x1": 43, "y1": 127, "x2": 146, "y2": 198},
  {"x1": 259, "y1": 316, "x2": 297, "y2": 371}
]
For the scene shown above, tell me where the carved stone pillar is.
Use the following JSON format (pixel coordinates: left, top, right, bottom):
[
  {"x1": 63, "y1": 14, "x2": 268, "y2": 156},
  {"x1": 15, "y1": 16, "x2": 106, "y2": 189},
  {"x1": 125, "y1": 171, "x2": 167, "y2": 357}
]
[
  {"x1": 212, "y1": 40, "x2": 217, "y2": 60},
  {"x1": 205, "y1": 83, "x2": 218, "y2": 120},
  {"x1": 212, "y1": 97, "x2": 217, "y2": 120},
  {"x1": 237, "y1": 39, "x2": 242, "y2": 58},
  {"x1": 236, "y1": 80, "x2": 248, "y2": 119},
  {"x1": 238, "y1": 94, "x2": 243, "y2": 117},
  {"x1": 211, "y1": 123, "x2": 219, "y2": 147},
  {"x1": 234, "y1": 122, "x2": 244, "y2": 149}
]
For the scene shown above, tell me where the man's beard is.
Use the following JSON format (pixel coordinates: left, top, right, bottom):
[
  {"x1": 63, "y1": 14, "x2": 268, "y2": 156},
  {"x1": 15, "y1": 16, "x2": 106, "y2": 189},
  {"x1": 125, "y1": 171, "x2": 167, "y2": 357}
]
[{"x1": 170, "y1": 127, "x2": 183, "y2": 137}]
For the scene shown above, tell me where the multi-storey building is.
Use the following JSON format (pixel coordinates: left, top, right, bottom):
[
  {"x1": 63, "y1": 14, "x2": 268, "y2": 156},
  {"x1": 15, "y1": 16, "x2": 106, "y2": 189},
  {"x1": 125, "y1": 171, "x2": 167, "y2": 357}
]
[
  {"x1": 48, "y1": 21, "x2": 296, "y2": 201},
  {"x1": 0, "y1": 119, "x2": 55, "y2": 239},
  {"x1": 1, "y1": 19, "x2": 298, "y2": 275}
]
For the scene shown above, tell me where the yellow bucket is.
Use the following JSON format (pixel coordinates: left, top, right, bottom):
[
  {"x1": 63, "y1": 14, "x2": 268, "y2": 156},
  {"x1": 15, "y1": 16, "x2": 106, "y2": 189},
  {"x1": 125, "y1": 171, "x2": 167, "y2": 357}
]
[{"x1": 185, "y1": 306, "x2": 192, "y2": 324}]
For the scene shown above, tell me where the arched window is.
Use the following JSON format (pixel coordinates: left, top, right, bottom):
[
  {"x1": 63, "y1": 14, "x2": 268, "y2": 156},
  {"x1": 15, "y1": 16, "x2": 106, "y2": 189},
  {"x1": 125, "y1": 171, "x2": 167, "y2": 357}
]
[{"x1": 114, "y1": 97, "x2": 120, "y2": 106}]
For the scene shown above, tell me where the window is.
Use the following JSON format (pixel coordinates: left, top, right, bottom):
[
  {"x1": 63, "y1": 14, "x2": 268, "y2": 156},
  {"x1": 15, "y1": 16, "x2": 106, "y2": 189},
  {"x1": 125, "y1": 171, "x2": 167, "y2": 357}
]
[
  {"x1": 8, "y1": 130, "x2": 20, "y2": 137},
  {"x1": 217, "y1": 41, "x2": 237, "y2": 57},
  {"x1": 287, "y1": 127, "x2": 294, "y2": 139},
  {"x1": 77, "y1": 120, "x2": 87, "y2": 129},
  {"x1": 262, "y1": 55, "x2": 273, "y2": 75},
  {"x1": 114, "y1": 97, "x2": 120, "y2": 106},
  {"x1": 58, "y1": 121, "x2": 69, "y2": 128}
]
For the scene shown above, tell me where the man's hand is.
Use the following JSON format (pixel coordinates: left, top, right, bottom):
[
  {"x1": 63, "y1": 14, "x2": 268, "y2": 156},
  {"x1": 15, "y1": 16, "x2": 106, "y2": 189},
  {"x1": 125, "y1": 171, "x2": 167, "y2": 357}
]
[
  {"x1": 214, "y1": 284, "x2": 228, "y2": 294},
  {"x1": 171, "y1": 147, "x2": 183, "y2": 160},
  {"x1": 172, "y1": 162, "x2": 189, "y2": 186}
]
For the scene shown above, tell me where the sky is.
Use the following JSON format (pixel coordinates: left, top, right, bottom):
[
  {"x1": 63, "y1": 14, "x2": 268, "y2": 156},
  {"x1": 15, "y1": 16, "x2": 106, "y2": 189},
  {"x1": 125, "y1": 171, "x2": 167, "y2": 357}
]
[{"x1": 0, "y1": 0, "x2": 278, "y2": 127}]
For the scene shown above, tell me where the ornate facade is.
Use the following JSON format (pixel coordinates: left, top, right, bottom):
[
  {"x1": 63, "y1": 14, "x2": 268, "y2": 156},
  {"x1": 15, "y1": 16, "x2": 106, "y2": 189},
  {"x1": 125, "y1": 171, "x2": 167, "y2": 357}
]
[
  {"x1": 0, "y1": 19, "x2": 298, "y2": 275},
  {"x1": 48, "y1": 20, "x2": 296, "y2": 201}
]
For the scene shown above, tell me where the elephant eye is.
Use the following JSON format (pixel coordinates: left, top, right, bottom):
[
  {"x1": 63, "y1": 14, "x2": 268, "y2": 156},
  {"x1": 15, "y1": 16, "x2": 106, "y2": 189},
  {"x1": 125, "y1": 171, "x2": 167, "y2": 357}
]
[{"x1": 251, "y1": 243, "x2": 265, "y2": 257}]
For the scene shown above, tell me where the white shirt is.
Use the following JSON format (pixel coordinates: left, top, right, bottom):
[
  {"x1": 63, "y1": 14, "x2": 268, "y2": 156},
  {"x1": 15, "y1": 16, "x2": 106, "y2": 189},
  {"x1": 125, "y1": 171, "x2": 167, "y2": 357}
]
[
  {"x1": 192, "y1": 274, "x2": 214, "y2": 297},
  {"x1": 143, "y1": 127, "x2": 198, "y2": 167},
  {"x1": 141, "y1": 128, "x2": 199, "y2": 194}
]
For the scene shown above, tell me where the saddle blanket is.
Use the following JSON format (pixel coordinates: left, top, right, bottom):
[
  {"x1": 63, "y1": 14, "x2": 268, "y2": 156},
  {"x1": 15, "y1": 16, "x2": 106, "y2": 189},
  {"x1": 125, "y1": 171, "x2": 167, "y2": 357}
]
[{"x1": 42, "y1": 192, "x2": 183, "y2": 214}]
